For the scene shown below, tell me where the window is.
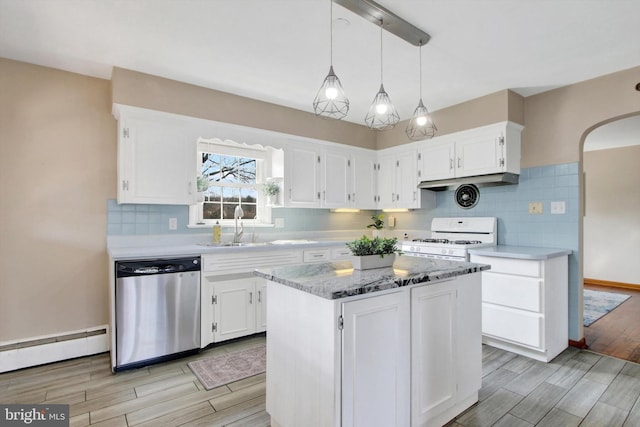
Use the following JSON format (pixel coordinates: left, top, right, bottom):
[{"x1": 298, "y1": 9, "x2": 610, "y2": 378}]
[
  {"x1": 201, "y1": 153, "x2": 258, "y2": 220},
  {"x1": 189, "y1": 138, "x2": 276, "y2": 227}
]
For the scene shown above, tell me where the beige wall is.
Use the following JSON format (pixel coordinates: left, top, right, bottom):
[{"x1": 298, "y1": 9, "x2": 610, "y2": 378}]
[
  {"x1": 0, "y1": 58, "x2": 116, "y2": 342},
  {"x1": 376, "y1": 89, "x2": 525, "y2": 149},
  {"x1": 584, "y1": 145, "x2": 640, "y2": 285},
  {"x1": 522, "y1": 65, "x2": 640, "y2": 168},
  {"x1": 111, "y1": 67, "x2": 377, "y2": 150}
]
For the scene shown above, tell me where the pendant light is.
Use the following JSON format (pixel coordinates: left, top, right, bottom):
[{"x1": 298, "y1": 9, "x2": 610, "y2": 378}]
[
  {"x1": 406, "y1": 42, "x2": 436, "y2": 140},
  {"x1": 365, "y1": 20, "x2": 400, "y2": 130},
  {"x1": 313, "y1": 0, "x2": 349, "y2": 120}
]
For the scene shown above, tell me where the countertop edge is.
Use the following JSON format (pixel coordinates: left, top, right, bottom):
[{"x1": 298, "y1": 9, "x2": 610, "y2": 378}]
[
  {"x1": 255, "y1": 259, "x2": 490, "y2": 300},
  {"x1": 468, "y1": 245, "x2": 572, "y2": 260}
]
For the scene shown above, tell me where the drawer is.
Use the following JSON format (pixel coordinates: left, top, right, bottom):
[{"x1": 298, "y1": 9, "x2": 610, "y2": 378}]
[
  {"x1": 471, "y1": 255, "x2": 541, "y2": 277},
  {"x1": 303, "y1": 249, "x2": 330, "y2": 263},
  {"x1": 482, "y1": 272, "x2": 543, "y2": 312},
  {"x1": 331, "y1": 247, "x2": 352, "y2": 260},
  {"x1": 202, "y1": 251, "x2": 302, "y2": 274},
  {"x1": 482, "y1": 304, "x2": 543, "y2": 349}
]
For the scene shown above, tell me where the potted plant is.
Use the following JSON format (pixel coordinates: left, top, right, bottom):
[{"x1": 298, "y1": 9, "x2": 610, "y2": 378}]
[
  {"x1": 346, "y1": 235, "x2": 401, "y2": 270},
  {"x1": 367, "y1": 214, "x2": 385, "y2": 238},
  {"x1": 263, "y1": 181, "x2": 280, "y2": 205}
]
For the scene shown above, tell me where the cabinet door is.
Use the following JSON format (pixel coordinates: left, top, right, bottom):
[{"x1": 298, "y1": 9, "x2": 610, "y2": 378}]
[
  {"x1": 342, "y1": 291, "x2": 410, "y2": 427},
  {"x1": 456, "y1": 132, "x2": 504, "y2": 177},
  {"x1": 420, "y1": 139, "x2": 455, "y2": 181},
  {"x1": 322, "y1": 149, "x2": 351, "y2": 208},
  {"x1": 395, "y1": 149, "x2": 419, "y2": 208},
  {"x1": 376, "y1": 156, "x2": 396, "y2": 208},
  {"x1": 285, "y1": 145, "x2": 320, "y2": 208},
  {"x1": 213, "y1": 278, "x2": 256, "y2": 342},
  {"x1": 255, "y1": 278, "x2": 267, "y2": 333},
  {"x1": 351, "y1": 151, "x2": 377, "y2": 209},
  {"x1": 118, "y1": 116, "x2": 197, "y2": 205},
  {"x1": 411, "y1": 282, "x2": 457, "y2": 426}
]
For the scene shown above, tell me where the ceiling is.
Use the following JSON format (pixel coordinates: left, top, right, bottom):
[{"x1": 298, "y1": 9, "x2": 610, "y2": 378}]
[{"x1": 1, "y1": 0, "x2": 639, "y2": 136}]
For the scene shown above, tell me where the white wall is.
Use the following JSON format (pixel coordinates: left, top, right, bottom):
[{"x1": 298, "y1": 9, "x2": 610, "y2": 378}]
[{"x1": 583, "y1": 144, "x2": 640, "y2": 285}]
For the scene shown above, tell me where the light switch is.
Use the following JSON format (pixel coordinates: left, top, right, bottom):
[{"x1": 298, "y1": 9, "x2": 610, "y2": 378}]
[
  {"x1": 551, "y1": 201, "x2": 566, "y2": 214},
  {"x1": 169, "y1": 217, "x2": 177, "y2": 230}
]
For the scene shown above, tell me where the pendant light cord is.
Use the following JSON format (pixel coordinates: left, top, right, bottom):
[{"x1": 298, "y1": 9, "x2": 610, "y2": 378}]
[
  {"x1": 419, "y1": 43, "x2": 423, "y2": 99},
  {"x1": 379, "y1": 20, "x2": 384, "y2": 83},
  {"x1": 329, "y1": 0, "x2": 333, "y2": 66}
]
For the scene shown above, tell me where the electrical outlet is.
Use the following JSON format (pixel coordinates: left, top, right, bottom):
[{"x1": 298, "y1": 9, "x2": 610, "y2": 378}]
[
  {"x1": 551, "y1": 201, "x2": 566, "y2": 214},
  {"x1": 169, "y1": 217, "x2": 177, "y2": 230},
  {"x1": 528, "y1": 202, "x2": 543, "y2": 214},
  {"x1": 275, "y1": 218, "x2": 285, "y2": 228}
]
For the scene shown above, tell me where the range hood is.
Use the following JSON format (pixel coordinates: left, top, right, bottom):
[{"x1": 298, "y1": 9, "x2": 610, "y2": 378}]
[{"x1": 418, "y1": 172, "x2": 519, "y2": 191}]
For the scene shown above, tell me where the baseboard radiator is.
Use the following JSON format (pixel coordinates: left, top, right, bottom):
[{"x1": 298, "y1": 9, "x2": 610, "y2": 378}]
[{"x1": 0, "y1": 326, "x2": 109, "y2": 373}]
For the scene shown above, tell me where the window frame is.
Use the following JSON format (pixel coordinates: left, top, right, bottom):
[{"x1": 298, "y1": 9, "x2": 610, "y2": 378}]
[{"x1": 188, "y1": 138, "x2": 274, "y2": 228}]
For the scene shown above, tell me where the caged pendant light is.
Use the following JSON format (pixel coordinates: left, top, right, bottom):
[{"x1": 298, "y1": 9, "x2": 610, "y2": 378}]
[
  {"x1": 365, "y1": 19, "x2": 400, "y2": 130},
  {"x1": 406, "y1": 42, "x2": 436, "y2": 140},
  {"x1": 313, "y1": 0, "x2": 349, "y2": 120}
]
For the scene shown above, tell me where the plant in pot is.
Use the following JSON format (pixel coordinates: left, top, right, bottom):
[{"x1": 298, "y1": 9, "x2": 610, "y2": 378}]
[
  {"x1": 263, "y1": 181, "x2": 280, "y2": 205},
  {"x1": 367, "y1": 214, "x2": 385, "y2": 238},
  {"x1": 346, "y1": 235, "x2": 401, "y2": 270}
]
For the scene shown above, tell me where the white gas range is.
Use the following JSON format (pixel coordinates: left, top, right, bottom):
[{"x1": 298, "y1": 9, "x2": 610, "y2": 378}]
[{"x1": 401, "y1": 217, "x2": 497, "y2": 262}]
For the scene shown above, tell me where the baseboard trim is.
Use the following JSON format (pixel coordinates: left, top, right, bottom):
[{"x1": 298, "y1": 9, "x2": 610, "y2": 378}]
[
  {"x1": 584, "y1": 278, "x2": 640, "y2": 291},
  {"x1": 569, "y1": 338, "x2": 588, "y2": 349},
  {"x1": 0, "y1": 326, "x2": 109, "y2": 373}
]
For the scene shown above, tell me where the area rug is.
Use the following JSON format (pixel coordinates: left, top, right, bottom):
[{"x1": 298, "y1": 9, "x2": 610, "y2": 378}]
[
  {"x1": 584, "y1": 289, "x2": 631, "y2": 327},
  {"x1": 188, "y1": 344, "x2": 266, "y2": 390}
]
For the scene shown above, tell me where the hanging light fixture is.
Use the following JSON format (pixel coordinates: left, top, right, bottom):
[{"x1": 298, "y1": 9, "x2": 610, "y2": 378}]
[
  {"x1": 365, "y1": 20, "x2": 400, "y2": 130},
  {"x1": 313, "y1": 0, "x2": 349, "y2": 120},
  {"x1": 406, "y1": 42, "x2": 436, "y2": 140}
]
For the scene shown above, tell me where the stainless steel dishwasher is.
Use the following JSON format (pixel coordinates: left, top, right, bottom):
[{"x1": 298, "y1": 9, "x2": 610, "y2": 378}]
[{"x1": 115, "y1": 256, "x2": 201, "y2": 371}]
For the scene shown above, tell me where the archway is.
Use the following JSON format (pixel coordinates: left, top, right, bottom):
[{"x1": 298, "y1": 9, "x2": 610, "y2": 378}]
[{"x1": 579, "y1": 113, "x2": 640, "y2": 360}]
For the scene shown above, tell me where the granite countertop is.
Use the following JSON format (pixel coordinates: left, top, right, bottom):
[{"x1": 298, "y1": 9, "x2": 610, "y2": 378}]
[
  {"x1": 255, "y1": 256, "x2": 490, "y2": 300},
  {"x1": 468, "y1": 245, "x2": 572, "y2": 260}
]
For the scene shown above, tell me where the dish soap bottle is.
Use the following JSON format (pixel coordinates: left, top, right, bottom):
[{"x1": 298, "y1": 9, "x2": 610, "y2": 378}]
[{"x1": 213, "y1": 221, "x2": 222, "y2": 243}]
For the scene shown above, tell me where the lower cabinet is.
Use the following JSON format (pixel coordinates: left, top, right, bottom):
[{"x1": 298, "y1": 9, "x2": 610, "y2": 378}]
[
  {"x1": 210, "y1": 276, "x2": 266, "y2": 342},
  {"x1": 470, "y1": 253, "x2": 568, "y2": 362},
  {"x1": 266, "y1": 272, "x2": 482, "y2": 427}
]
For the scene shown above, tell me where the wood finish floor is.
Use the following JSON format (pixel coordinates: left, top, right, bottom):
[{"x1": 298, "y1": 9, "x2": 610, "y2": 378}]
[
  {"x1": 4, "y1": 334, "x2": 640, "y2": 426},
  {"x1": 584, "y1": 284, "x2": 640, "y2": 364}
]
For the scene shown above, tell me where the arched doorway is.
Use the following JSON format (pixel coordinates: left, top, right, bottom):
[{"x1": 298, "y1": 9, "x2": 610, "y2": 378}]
[{"x1": 580, "y1": 113, "x2": 640, "y2": 361}]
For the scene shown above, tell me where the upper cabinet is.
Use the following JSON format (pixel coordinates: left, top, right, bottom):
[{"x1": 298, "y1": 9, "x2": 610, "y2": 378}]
[
  {"x1": 376, "y1": 147, "x2": 433, "y2": 210},
  {"x1": 115, "y1": 105, "x2": 198, "y2": 205},
  {"x1": 418, "y1": 121, "x2": 523, "y2": 182},
  {"x1": 283, "y1": 141, "x2": 378, "y2": 210}
]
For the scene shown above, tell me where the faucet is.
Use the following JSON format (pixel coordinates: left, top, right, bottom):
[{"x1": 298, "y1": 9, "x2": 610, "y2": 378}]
[{"x1": 233, "y1": 205, "x2": 244, "y2": 243}]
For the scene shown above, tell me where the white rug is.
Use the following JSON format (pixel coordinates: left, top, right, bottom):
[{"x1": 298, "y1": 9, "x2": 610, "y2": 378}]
[{"x1": 583, "y1": 289, "x2": 630, "y2": 327}]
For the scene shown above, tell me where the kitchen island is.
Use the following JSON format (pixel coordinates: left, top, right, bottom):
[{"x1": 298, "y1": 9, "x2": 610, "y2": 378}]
[{"x1": 255, "y1": 256, "x2": 490, "y2": 427}]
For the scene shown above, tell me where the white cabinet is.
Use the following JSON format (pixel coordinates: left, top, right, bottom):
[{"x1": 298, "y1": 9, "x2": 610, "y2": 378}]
[
  {"x1": 211, "y1": 276, "x2": 261, "y2": 342},
  {"x1": 266, "y1": 272, "x2": 482, "y2": 427},
  {"x1": 377, "y1": 147, "x2": 432, "y2": 209},
  {"x1": 342, "y1": 292, "x2": 411, "y2": 427},
  {"x1": 470, "y1": 253, "x2": 568, "y2": 362},
  {"x1": 284, "y1": 144, "x2": 321, "y2": 208},
  {"x1": 411, "y1": 274, "x2": 482, "y2": 427},
  {"x1": 114, "y1": 105, "x2": 198, "y2": 205},
  {"x1": 418, "y1": 121, "x2": 523, "y2": 182},
  {"x1": 350, "y1": 150, "x2": 378, "y2": 209},
  {"x1": 284, "y1": 142, "x2": 378, "y2": 210},
  {"x1": 200, "y1": 250, "x2": 302, "y2": 346}
]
